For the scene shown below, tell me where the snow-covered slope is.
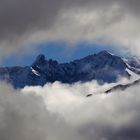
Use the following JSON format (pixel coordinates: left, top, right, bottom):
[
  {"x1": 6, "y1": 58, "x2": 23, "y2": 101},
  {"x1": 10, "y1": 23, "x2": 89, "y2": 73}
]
[
  {"x1": 0, "y1": 50, "x2": 140, "y2": 88},
  {"x1": 105, "y1": 57, "x2": 140, "y2": 93}
]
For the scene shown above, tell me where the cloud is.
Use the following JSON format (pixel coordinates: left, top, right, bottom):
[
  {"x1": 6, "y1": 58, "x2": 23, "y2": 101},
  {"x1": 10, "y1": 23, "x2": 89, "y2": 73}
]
[
  {"x1": 1, "y1": 0, "x2": 140, "y2": 58},
  {"x1": 0, "y1": 83, "x2": 84, "y2": 140},
  {"x1": 1, "y1": 78, "x2": 140, "y2": 140},
  {"x1": 22, "y1": 80, "x2": 140, "y2": 140}
]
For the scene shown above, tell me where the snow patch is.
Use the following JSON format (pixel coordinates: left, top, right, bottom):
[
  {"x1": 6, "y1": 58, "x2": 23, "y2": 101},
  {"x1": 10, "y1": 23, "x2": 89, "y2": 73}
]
[{"x1": 31, "y1": 67, "x2": 40, "y2": 76}]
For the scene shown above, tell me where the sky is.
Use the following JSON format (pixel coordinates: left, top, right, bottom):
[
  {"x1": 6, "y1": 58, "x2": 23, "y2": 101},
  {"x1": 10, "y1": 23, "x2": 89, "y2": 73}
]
[
  {"x1": 0, "y1": 0, "x2": 140, "y2": 66},
  {"x1": 0, "y1": 41, "x2": 127, "y2": 66}
]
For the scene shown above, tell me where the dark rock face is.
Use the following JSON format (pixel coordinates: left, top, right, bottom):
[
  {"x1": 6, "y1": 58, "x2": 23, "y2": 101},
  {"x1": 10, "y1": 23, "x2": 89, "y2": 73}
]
[{"x1": 0, "y1": 51, "x2": 138, "y2": 88}]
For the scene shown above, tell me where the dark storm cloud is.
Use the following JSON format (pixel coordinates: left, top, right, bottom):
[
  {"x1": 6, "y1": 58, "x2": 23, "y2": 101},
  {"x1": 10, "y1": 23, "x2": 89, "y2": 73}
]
[
  {"x1": 0, "y1": 0, "x2": 113, "y2": 37},
  {"x1": 0, "y1": 0, "x2": 60, "y2": 38},
  {"x1": 0, "y1": 0, "x2": 139, "y2": 39}
]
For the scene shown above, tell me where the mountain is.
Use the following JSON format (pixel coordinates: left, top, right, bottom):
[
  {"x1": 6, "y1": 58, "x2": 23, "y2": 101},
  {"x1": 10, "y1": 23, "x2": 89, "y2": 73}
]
[
  {"x1": 105, "y1": 78, "x2": 140, "y2": 93},
  {"x1": 0, "y1": 50, "x2": 140, "y2": 89}
]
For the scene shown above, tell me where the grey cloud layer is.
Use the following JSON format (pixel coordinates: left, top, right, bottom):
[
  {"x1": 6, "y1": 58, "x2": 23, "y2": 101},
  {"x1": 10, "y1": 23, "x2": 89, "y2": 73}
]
[
  {"x1": 1, "y1": 0, "x2": 140, "y2": 57},
  {"x1": 1, "y1": 0, "x2": 140, "y2": 37}
]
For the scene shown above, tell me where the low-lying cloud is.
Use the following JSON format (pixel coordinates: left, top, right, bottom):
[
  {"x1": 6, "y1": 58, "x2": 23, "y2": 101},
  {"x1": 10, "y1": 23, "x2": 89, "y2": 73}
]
[
  {"x1": 0, "y1": 80, "x2": 140, "y2": 140},
  {"x1": 0, "y1": 83, "x2": 84, "y2": 140},
  {"x1": 23, "y1": 81, "x2": 140, "y2": 140}
]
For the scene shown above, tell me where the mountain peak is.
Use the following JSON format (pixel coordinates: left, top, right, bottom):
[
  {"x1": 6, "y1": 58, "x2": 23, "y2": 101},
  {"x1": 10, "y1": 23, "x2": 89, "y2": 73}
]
[
  {"x1": 36, "y1": 54, "x2": 45, "y2": 61},
  {"x1": 97, "y1": 50, "x2": 112, "y2": 56},
  {"x1": 0, "y1": 50, "x2": 139, "y2": 88},
  {"x1": 33, "y1": 54, "x2": 46, "y2": 66}
]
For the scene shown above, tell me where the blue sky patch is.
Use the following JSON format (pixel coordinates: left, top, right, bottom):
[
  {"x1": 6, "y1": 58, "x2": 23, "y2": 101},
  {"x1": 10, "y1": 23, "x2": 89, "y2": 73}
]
[{"x1": 0, "y1": 41, "x2": 129, "y2": 66}]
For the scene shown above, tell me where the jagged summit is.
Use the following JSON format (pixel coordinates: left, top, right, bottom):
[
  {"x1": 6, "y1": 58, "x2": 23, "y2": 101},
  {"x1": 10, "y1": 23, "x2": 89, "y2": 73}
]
[
  {"x1": 33, "y1": 54, "x2": 46, "y2": 66},
  {"x1": 32, "y1": 51, "x2": 113, "y2": 66},
  {"x1": 97, "y1": 50, "x2": 112, "y2": 56},
  {"x1": 0, "y1": 50, "x2": 139, "y2": 88}
]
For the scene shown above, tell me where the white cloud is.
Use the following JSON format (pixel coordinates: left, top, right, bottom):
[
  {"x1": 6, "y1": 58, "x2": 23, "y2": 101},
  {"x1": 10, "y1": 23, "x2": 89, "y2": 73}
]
[
  {"x1": 35, "y1": 5, "x2": 140, "y2": 56},
  {"x1": 0, "y1": 77, "x2": 140, "y2": 140},
  {"x1": 22, "y1": 80, "x2": 140, "y2": 140},
  {"x1": 0, "y1": 83, "x2": 83, "y2": 140}
]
